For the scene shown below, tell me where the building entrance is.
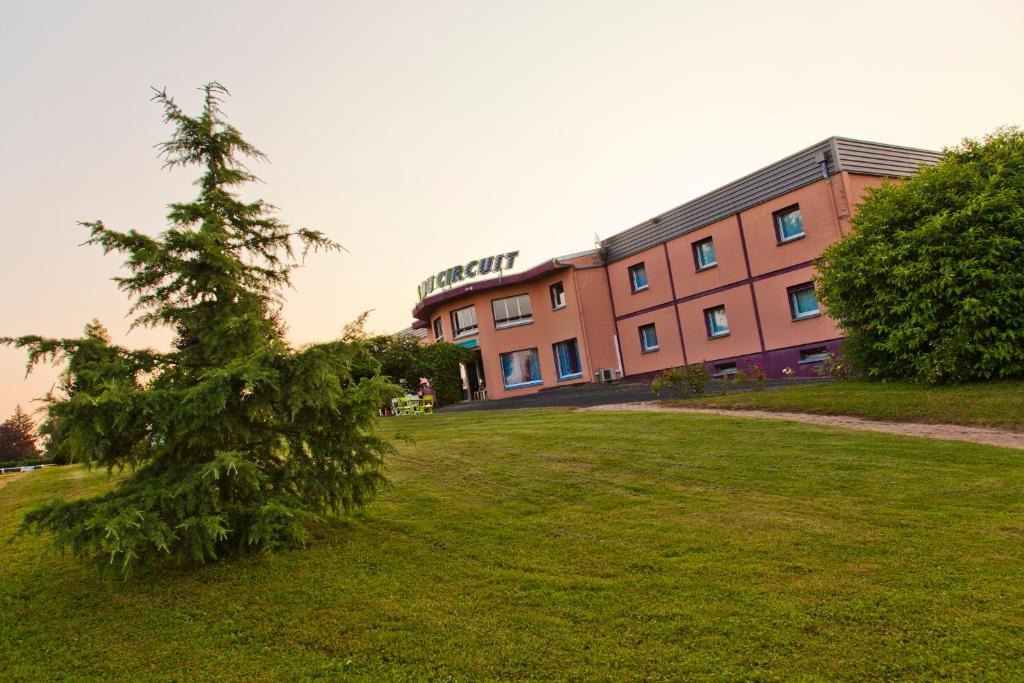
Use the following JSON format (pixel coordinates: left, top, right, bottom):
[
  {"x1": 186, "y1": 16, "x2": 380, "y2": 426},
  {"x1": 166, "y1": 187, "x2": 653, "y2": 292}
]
[{"x1": 462, "y1": 349, "x2": 487, "y2": 401}]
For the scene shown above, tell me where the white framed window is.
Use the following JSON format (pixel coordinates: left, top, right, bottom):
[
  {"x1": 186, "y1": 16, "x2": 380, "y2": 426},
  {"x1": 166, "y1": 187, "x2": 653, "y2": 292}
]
[
  {"x1": 492, "y1": 294, "x2": 533, "y2": 329},
  {"x1": 693, "y1": 237, "x2": 717, "y2": 270},
  {"x1": 799, "y1": 346, "x2": 829, "y2": 363},
  {"x1": 788, "y1": 283, "x2": 820, "y2": 320},
  {"x1": 628, "y1": 263, "x2": 649, "y2": 292},
  {"x1": 432, "y1": 317, "x2": 444, "y2": 341},
  {"x1": 553, "y1": 338, "x2": 583, "y2": 380},
  {"x1": 500, "y1": 348, "x2": 542, "y2": 388},
  {"x1": 774, "y1": 205, "x2": 805, "y2": 243},
  {"x1": 713, "y1": 361, "x2": 737, "y2": 377},
  {"x1": 550, "y1": 281, "x2": 566, "y2": 310},
  {"x1": 704, "y1": 305, "x2": 730, "y2": 338},
  {"x1": 450, "y1": 305, "x2": 478, "y2": 338},
  {"x1": 639, "y1": 323, "x2": 659, "y2": 352}
]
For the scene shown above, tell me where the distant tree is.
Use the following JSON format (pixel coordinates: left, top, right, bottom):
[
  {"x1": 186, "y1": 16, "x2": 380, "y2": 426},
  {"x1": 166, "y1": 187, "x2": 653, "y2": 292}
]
[
  {"x1": 816, "y1": 128, "x2": 1024, "y2": 383},
  {"x1": 3, "y1": 83, "x2": 399, "y2": 575},
  {"x1": 0, "y1": 405, "x2": 40, "y2": 463}
]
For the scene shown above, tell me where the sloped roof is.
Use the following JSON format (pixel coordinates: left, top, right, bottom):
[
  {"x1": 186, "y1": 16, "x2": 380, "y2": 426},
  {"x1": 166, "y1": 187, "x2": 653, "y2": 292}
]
[{"x1": 599, "y1": 136, "x2": 942, "y2": 263}]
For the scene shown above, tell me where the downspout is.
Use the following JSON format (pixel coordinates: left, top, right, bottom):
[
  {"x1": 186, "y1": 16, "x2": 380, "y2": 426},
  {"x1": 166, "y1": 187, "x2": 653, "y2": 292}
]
[
  {"x1": 562, "y1": 261, "x2": 596, "y2": 384},
  {"x1": 602, "y1": 262, "x2": 626, "y2": 379}
]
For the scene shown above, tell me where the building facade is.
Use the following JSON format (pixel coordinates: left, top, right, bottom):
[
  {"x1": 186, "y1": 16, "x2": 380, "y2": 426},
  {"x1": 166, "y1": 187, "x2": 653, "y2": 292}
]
[{"x1": 410, "y1": 137, "x2": 942, "y2": 402}]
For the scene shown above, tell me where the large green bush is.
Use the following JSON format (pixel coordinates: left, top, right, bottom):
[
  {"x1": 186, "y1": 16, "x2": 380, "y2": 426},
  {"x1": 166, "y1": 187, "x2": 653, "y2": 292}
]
[
  {"x1": 418, "y1": 342, "x2": 474, "y2": 406},
  {"x1": 816, "y1": 128, "x2": 1024, "y2": 383},
  {"x1": 351, "y1": 334, "x2": 472, "y2": 406}
]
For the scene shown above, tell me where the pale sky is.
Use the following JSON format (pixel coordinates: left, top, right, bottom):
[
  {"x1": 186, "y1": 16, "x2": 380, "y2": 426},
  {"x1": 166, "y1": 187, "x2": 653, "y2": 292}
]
[{"x1": 2, "y1": 0, "x2": 1022, "y2": 420}]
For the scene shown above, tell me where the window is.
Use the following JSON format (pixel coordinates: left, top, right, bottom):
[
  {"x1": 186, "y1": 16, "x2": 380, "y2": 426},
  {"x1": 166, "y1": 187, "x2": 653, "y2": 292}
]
[
  {"x1": 788, "y1": 283, "x2": 820, "y2": 320},
  {"x1": 693, "y1": 237, "x2": 717, "y2": 270},
  {"x1": 550, "y1": 281, "x2": 566, "y2": 310},
  {"x1": 713, "y1": 362, "x2": 737, "y2": 377},
  {"x1": 553, "y1": 339, "x2": 583, "y2": 380},
  {"x1": 799, "y1": 346, "x2": 829, "y2": 363},
  {"x1": 628, "y1": 263, "x2": 649, "y2": 292},
  {"x1": 492, "y1": 294, "x2": 533, "y2": 329},
  {"x1": 450, "y1": 305, "x2": 478, "y2": 337},
  {"x1": 639, "y1": 323, "x2": 659, "y2": 352},
  {"x1": 500, "y1": 348, "x2": 542, "y2": 388},
  {"x1": 774, "y1": 205, "x2": 805, "y2": 243},
  {"x1": 704, "y1": 305, "x2": 730, "y2": 338},
  {"x1": 432, "y1": 317, "x2": 444, "y2": 341}
]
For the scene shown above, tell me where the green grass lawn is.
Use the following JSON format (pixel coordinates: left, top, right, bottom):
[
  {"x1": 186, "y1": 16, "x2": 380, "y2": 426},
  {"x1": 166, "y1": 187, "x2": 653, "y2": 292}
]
[
  {"x1": 682, "y1": 379, "x2": 1024, "y2": 430},
  {"x1": 2, "y1": 410, "x2": 1023, "y2": 680}
]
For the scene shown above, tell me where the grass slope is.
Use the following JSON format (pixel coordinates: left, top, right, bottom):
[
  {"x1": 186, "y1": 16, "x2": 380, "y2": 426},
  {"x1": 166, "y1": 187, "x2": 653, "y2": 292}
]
[
  {"x1": 2, "y1": 410, "x2": 1023, "y2": 681},
  {"x1": 684, "y1": 380, "x2": 1024, "y2": 430}
]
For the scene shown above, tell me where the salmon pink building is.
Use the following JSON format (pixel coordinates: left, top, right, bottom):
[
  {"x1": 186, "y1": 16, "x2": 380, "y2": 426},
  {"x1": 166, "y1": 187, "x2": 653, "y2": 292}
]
[{"x1": 410, "y1": 137, "x2": 942, "y2": 402}]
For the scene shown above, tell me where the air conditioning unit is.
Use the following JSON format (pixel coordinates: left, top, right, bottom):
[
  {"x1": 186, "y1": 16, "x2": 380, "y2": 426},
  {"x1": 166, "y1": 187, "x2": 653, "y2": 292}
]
[{"x1": 595, "y1": 368, "x2": 616, "y2": 383}]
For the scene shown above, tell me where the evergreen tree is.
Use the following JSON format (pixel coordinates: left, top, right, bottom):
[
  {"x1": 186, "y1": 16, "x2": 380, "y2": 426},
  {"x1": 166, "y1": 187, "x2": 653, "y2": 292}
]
[
  {"x1": 0, "y1": 405, "x2": 40, "y2": 462},
  {"x1": 3, "y1": 83, "x2": 398, "y2": 574}
]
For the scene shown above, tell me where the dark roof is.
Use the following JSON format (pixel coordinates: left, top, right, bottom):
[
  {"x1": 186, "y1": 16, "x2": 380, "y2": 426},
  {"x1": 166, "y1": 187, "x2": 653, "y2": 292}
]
[
  {"x1": 412, "y1": 259, "x2": 568, "y2": 321},
  {"x1": 395, "y1": 324, "x2": 428, "y2": 337},
  {"x1": 600, "y1": 136, "x2": 943, "y2": 263}
]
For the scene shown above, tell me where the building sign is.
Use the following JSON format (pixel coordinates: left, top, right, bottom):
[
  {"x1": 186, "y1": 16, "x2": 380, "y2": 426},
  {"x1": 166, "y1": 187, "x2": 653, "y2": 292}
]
[{"x1": 417, "y1": 251, "x2": 519, "y2": 300}]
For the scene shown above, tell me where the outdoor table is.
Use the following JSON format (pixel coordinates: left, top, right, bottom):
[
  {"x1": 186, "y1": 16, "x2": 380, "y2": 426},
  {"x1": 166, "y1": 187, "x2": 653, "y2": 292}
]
[{"x1": 391, "y1": 395, "x2": 433, "y2": 416}]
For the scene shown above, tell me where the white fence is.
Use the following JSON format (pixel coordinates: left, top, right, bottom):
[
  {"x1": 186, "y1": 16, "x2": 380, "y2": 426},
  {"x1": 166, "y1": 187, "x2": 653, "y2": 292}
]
[{"x1": 0, "y1": 463, "x2": 56, "y2": 475}]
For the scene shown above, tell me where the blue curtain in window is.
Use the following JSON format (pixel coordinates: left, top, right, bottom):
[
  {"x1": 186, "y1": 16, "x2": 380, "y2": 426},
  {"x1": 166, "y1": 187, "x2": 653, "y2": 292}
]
[
  {"x1": 633, "y1": 267, "x2": 648, "y2": 289},
  {"x1": 502, "y1": 349, "x2": 541, "y2": 387},
  {"x1": 793, "y1": 288, "x2": 818, "y2": 315},
  {"x1": 501, "y1": 352, "x2": 515, "y2": 384},
  {"x1": 778, "y1": 210, "x2": 804, "y2": 240},
  {"x1": 556, "y1": 340, "x2": 581, "y2": 378}
]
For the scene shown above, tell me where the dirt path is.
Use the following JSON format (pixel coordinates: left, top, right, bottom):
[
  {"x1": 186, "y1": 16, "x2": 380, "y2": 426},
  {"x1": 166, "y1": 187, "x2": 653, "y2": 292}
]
[{"x1": 577, "y1": 402, "x2": 1024, "y2": 450}]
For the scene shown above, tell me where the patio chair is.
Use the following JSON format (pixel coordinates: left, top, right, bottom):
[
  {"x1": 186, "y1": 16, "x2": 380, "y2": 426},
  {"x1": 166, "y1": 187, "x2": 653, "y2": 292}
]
[
  {"x1": 392, "y1": 396, "x2": 413, "y2": 416},
  {"x1": 420, "y1": 395, "x2": 434, "y2": 415}
]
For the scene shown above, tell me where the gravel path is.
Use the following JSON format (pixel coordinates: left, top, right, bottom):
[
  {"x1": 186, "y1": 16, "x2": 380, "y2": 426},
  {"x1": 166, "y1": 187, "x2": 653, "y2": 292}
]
[{"x1": 578, "y1": 402, "x2": 1024, "y2": 450}]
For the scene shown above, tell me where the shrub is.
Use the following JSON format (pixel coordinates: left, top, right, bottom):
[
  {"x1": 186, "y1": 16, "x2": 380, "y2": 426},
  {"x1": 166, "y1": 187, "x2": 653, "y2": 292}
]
[
  {"x1": 816, "y1": 128, "x2": 1024, "y2": 383},
  {"x1": 652, "y1": 363, "x2": 711, "y2": 398},
  {"x1": 418, "y1": 342, "x2": 474, "y2": 406},
  {"x1": 814, "y1": 350, "x2": 857, "y2": 380},
  {"x1": 651, "y1": 367, "x2": 688, "y2": 398},
  {"x1": 734, "y1": 364, "x2": 766, "y2": 391}
]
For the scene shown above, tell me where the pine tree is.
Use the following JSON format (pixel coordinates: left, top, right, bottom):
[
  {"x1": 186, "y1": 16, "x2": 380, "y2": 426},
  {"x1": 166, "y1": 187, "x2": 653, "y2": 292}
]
[
  {"x1": 0, "y1": 405, "x2": 40, "y2": 462},
  {"x1": 3, "y1": 83, "x2": 398, "y2": 574}
]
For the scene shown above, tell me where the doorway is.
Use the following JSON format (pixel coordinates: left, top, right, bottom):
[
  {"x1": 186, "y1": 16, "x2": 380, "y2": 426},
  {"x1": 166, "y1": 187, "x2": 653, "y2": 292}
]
[{"x1": 463, "y1": 350, "x2": 487, "y2": 401}]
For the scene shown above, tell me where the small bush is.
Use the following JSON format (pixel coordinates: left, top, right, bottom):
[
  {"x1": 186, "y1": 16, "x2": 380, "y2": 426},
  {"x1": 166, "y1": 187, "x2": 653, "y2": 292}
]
[
  {"x1": 651, "y1": 367, "x2": 687, "y2": 398},
  {"x1": 652, "y1": 363, "x2": 711, "y2": 398},
  {"x1": 735, "y1": 364, "x2": 766, "y2": 391},
  {"x1": 813, "y1": 350, "x2": 857, "y2": 380}
]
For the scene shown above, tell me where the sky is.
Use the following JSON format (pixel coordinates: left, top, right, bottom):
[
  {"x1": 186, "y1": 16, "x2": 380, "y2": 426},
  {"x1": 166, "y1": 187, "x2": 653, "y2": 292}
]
[{"x1": 1, "y1": 0, "x2": 1022, "y2": 419}]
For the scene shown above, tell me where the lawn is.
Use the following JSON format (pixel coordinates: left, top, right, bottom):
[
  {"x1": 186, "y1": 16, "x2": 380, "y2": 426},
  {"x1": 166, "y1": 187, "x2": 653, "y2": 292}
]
[
  {"x1": 683, "y1": 379, "x2": 1024, "y2": 430},
  {"x1": 2, "y1": 410, "x2": 1023, "y2": 681}
]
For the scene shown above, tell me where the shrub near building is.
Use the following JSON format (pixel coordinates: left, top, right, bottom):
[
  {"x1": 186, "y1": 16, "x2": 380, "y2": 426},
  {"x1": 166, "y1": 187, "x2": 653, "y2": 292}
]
[{"x1": 816, "y1": 128, "x2": 1024, "y2": 383}]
